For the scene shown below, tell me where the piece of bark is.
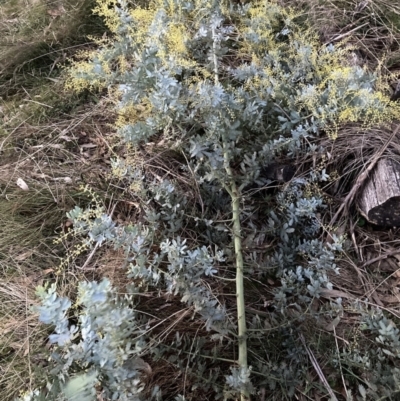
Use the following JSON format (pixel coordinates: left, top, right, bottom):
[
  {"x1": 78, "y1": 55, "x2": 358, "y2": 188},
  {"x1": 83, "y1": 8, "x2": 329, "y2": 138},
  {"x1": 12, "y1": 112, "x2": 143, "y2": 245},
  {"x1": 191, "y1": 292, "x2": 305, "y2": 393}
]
[
  {"x1": 391, "y1": 81, "x2": 400, "y2": 102},
  {"x1": 358, "y1": 158, "x2": 400, "y2": 226},
  {"x1": 330, "y1": 126, "x2": 400, "y2": 227}
]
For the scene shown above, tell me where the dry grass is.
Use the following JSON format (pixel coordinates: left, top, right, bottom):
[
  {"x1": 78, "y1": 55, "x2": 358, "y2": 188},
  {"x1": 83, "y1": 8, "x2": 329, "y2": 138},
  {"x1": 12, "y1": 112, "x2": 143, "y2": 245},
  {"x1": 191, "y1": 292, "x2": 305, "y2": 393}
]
[
  {"x1": 0, "y1": 1, "x2": 113, "y2": 398},
  {"x1": 0, "y1": 272, "x2": 50, "y2": 399},
  {"x1": 0, "y1": 0, "x2": 106, "y2": 95},
  {"x1": 280, "y1": 0, "x2": 400, "y2": 70},
  {"x1": 0, "y1": 3, "x2": 104, "y2": 401}
]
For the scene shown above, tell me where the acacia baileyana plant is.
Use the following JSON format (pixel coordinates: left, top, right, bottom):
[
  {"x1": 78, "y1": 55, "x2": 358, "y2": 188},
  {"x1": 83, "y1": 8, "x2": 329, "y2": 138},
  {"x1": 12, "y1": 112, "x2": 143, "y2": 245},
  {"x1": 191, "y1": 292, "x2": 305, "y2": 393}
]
[{"x1": 18, "y1": 0, "x2": 400, "y2": 400}]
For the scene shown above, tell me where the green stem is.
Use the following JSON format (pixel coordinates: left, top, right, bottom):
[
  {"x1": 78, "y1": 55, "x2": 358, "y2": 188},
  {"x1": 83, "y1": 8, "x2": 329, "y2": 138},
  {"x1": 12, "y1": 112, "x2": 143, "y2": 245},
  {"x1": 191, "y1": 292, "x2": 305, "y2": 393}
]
[
  {"x1": 233, "y1": 180, "x2": 249, "y2": 400},
  {"x1": 223, "y1": 140, "x2": 249, "y2": 401},
  {"x1": 212, "y1": 25, "x2": 249, "y2": 399}
]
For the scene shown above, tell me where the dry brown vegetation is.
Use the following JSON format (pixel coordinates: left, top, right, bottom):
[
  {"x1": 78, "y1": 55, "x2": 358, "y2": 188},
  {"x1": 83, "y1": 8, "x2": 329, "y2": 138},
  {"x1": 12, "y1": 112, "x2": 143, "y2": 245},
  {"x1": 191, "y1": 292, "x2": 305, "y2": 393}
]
[{"x1": 3, "y1": 0, "x2": 400, "y2": 400}]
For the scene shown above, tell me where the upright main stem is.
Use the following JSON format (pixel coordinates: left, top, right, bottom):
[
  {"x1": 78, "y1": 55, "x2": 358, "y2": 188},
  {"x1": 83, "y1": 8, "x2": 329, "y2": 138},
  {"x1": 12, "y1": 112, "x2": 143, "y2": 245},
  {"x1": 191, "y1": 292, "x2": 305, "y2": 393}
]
[
  {"x1": 232, "y1": 181, "x2": 248, "y2": 383},
  {"x1": 212, "y1": 25, "x2": 248, "y2": 400},
  {"x1": 223, "y1": 143, "x2": 249, "y2": 401}
]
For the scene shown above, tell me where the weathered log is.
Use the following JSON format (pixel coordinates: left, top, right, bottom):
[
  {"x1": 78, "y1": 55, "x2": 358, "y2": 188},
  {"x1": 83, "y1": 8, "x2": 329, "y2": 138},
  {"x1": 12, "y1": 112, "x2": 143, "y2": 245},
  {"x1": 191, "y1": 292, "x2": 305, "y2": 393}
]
[
  {"x1": 391, "y1": 81, "x2": 400, "y2": 102},
  {"x1": 358, "y1": 158, "x2": 400, "y2": 226}
]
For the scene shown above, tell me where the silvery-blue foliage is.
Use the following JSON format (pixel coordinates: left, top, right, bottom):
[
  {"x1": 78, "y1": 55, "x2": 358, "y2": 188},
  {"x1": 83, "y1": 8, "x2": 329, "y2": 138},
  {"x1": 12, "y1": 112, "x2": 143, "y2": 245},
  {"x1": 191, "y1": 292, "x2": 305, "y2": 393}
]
[{"x1": 33, "y1": 279, "x2": 147, "y2": 401}]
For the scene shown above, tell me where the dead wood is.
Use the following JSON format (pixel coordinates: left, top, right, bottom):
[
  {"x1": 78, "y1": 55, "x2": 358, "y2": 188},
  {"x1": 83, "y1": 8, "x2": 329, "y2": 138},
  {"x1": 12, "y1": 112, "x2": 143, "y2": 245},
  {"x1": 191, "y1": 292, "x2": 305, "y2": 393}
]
[
  {"x1": 330, "y1": 124, "x2": 400, "y2": 227},
  {"x1": 359, "y1": 158, "x2": 400, "y2": 226}
]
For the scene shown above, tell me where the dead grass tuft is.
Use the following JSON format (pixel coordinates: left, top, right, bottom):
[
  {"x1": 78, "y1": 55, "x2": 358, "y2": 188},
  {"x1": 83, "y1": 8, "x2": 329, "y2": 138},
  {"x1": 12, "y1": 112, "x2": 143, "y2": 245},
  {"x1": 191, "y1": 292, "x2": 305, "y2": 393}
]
[
  {"x1": 0, "y1": 272, "x2": 50, "y2": 400},
  {"x1": 0, "y1": 0, "x2": 106, "y2": 95},
  {"x1": 280, "y1": 0, "x2": 400, "y2": 69}
]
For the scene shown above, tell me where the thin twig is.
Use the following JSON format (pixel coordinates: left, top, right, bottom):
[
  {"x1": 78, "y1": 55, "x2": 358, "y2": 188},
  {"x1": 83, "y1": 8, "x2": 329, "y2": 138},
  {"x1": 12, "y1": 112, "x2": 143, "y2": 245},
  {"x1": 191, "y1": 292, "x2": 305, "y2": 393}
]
[
  {"x1": 327, "y1": 22, "x2": 369, "y2": 43},
  {"x1": 299, "y1": 334, "x2": 339, "y2": 401},
  {"x1": 75, "y1": 242, "x2": 100, "y2": 270},
  {"x1": 333, "y1": 326, "x2": 349, "y2": 399},
  {"x1": 360, "y1": 250, "x2": 400, "y2": 268}
]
